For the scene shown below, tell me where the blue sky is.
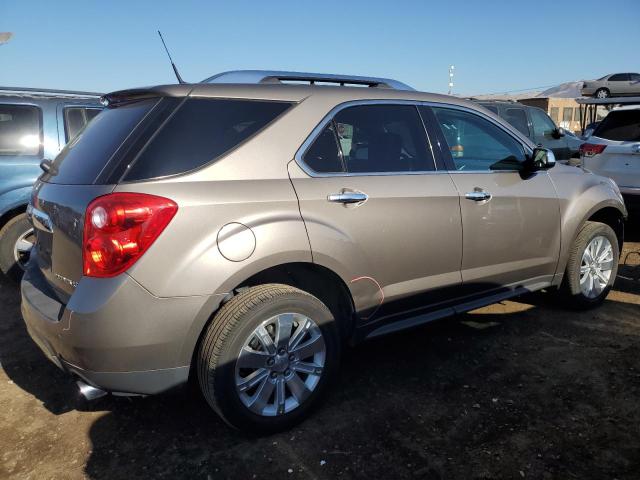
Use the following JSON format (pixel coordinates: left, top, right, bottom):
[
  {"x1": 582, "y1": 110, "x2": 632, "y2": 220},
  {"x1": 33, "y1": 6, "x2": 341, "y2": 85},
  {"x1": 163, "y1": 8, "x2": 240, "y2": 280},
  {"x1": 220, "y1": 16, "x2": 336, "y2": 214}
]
[{"x1": 1, "y1": 0, "x2": 638, "y2": 95}]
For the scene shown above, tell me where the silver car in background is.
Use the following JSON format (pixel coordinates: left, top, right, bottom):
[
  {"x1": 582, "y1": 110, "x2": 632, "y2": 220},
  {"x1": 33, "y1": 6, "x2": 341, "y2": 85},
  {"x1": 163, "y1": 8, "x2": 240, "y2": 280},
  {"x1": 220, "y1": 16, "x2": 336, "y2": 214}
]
[{"x1": 581, "y1": 73, "x2": 640, "y2": 98}]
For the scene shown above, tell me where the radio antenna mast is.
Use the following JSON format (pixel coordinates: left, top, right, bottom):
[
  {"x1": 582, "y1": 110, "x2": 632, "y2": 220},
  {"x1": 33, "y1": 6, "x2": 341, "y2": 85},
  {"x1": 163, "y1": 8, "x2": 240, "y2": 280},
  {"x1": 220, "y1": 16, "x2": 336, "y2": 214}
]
[{"x1": 157, "y1": 30, "x2": 186, "y2": 84}]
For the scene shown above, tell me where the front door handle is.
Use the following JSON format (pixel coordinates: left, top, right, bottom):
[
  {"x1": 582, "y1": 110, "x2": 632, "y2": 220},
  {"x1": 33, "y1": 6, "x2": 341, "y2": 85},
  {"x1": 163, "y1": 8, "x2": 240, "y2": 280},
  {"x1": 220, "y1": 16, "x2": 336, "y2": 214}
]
[
  {"x1": 327, "y1": 192, "x2": 368, "y2": 204},
  {"x1": 465, "y1": 191, "x2": 492, "y2": 202}
]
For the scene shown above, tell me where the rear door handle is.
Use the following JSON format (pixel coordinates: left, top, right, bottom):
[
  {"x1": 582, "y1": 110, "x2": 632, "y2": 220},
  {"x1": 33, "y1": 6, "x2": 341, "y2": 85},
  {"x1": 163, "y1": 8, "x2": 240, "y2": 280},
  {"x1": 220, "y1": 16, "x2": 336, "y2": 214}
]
[
  {"x1": 465, "y1": 191, "x2": 492, "y2": 202},
  {"x1": 327, "y1": 192, "x2": 368, "y2": 204}
]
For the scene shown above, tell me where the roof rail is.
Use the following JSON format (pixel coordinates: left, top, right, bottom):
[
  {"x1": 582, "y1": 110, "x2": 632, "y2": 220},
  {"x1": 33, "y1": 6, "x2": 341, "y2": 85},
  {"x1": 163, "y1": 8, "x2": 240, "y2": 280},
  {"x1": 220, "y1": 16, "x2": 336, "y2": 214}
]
[
  {"x1": 201, "y1": 70, "x2": 414, "y2": 91},
  {"x1": 0, "y1": 86, "x2": 102, "y2": 98}
]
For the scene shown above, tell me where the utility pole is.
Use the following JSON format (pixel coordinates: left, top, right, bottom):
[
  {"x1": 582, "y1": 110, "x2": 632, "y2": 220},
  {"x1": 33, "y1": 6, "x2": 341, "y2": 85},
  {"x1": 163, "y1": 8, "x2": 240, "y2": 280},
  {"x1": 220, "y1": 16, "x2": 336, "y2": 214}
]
[{"x1": 448, "y1": 65, "x2": 455, "y2": 95}]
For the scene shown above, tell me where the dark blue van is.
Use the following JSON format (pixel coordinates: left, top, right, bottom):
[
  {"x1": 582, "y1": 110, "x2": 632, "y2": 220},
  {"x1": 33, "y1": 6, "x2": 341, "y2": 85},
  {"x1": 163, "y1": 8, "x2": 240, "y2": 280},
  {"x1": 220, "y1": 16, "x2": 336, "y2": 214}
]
[{"x1": 0, "y1": 87, "x2": 102, "y2": 280}]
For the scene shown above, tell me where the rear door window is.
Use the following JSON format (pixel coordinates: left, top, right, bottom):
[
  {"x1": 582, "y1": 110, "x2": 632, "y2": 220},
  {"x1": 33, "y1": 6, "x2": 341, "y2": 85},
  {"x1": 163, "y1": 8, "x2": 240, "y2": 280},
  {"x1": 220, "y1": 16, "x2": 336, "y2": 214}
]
[
  {"x1": 48, "y1": 99, "x2": 158, "y2": 184},
  {"x1": 331, "y1": 104, "x2": 434, "y2": 173},
  {"x1": 0, "y1": 104, "x2": 42, "y2": 156},
  {"x1": 123, "y1": 99, "x2": 292, "y2": 181},
  {"x1": 64, "y1": 107, "x2": 102, "y2": 142},
  {"x1": 504, "y1": 108, "x2": 530, "y2": 136},
  {"x1": 593, "y1": 110, "x2": 640, "y2": 141}
]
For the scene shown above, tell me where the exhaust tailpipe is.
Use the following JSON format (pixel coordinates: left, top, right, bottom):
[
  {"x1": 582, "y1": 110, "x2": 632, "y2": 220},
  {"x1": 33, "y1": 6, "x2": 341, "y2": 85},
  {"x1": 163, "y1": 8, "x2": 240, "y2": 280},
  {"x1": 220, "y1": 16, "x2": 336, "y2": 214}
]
[{"x1": 77, "y1": 380, "x2": 107, "y2": 401}]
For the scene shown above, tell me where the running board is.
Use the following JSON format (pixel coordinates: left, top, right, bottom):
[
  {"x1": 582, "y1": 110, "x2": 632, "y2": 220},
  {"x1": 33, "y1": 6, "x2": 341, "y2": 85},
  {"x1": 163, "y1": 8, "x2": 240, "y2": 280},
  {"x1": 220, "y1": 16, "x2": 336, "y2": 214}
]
[{"x1": 364, "y1": 286, "x2": 531, "y2": 340}]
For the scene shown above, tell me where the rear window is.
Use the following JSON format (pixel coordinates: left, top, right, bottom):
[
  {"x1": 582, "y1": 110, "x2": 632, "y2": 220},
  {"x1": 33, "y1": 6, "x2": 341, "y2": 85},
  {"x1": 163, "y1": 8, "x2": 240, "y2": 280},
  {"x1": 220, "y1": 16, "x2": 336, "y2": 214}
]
[
  {"x1": 0, "y1": 104, "x2": 42, "y2": 156},
  {"x1": 594, "y1": 110, "x2": 640, "y2": 141},
  {"x1": 48, "y1": 99, "x2": 157, "y2": 184},
  {"x1": 123, "y1": 99, "x2": 292, "y2": 181},
  {"x1": 64, "y1": 107, "x2": 102, "y2": 142}
]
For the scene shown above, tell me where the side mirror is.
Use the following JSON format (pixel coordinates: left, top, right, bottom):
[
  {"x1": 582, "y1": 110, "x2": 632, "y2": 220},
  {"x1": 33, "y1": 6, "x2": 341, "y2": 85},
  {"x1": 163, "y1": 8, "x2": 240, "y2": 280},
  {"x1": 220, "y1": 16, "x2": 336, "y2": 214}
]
[
  {"x1": 552, "y1": 127, "x2": 565, "y2": 139},
  {"x1": 526, "y1": 147, "x2": 556, "y2": 171},
  {"x1": 39, "y1": 158, "x2": 57, "y2": 175}
]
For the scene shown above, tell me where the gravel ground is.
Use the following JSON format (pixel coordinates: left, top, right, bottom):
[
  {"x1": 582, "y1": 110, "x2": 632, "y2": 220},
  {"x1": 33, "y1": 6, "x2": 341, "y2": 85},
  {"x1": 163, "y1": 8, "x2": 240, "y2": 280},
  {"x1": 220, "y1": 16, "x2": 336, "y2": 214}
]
[{"x1": 1, "y1": 231, "x2": 639, "y2": 480}]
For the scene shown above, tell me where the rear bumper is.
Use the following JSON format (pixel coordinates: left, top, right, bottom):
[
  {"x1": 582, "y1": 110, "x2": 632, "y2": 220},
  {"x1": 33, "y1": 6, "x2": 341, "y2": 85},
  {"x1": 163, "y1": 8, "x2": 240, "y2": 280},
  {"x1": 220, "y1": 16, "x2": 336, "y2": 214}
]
[{"x1": 21, "y1": 259, "x2": 222, "y2": 395}]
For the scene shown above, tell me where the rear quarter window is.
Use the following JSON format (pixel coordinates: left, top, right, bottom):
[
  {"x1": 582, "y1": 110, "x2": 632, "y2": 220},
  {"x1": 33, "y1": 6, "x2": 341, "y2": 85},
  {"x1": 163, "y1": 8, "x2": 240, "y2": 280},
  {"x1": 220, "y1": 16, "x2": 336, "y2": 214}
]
[
  {"x1": 123, "y1": 99, "x2": 292, "y2": 181},
  {"x1": 0, "y1": 104, "x2": 43, "y2": 156}
]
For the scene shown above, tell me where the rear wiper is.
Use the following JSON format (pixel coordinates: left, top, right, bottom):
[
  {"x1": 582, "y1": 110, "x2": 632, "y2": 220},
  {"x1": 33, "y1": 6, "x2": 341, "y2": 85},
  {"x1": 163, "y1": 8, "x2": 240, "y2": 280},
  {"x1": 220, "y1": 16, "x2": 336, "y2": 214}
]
[{"x1": 39, "y1": 159, "x2": 57, "y2": 175}]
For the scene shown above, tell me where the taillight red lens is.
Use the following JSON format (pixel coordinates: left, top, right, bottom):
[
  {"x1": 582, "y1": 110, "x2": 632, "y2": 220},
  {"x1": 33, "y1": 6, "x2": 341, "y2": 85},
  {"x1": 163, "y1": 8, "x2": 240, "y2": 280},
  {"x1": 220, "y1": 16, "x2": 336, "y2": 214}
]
[
  {"x1": 579, "y1": 143, "x2": 607, "y2": 157},
  {"x1": 83, "y1": 193, "x2": 178, "y2": 278}
]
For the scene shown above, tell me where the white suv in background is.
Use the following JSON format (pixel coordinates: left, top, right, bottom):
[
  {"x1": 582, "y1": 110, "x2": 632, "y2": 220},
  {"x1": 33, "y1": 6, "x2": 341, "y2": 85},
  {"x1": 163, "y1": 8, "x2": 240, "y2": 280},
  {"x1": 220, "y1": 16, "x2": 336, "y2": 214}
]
[{"x1": 581, "y1": 105, "x2": 640, "y2": 212}]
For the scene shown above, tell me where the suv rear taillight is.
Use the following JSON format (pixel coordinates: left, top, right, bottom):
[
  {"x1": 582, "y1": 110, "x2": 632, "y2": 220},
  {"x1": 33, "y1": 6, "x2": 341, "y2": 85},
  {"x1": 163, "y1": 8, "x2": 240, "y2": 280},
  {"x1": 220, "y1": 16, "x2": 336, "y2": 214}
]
[
  {"x1": 83, "y1": 193, "x2": 178, "y2": 278},
  {"x1": 579, "y1": 143, "x2": 607, "y2": 157}
]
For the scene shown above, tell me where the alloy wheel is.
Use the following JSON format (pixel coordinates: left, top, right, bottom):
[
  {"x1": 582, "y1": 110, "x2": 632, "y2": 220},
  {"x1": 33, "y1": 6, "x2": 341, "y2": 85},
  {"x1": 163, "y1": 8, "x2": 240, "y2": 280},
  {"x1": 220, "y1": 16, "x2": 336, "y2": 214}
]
[
  {"x1": 13, "y1": 227, "x2": 34, "y2": 270},
  {"x1": 235, "y1": 313, "x2": 326, "y2": 416},
  {"x1": 580, "y1": 235, "x2": 614, "y2": 298}
]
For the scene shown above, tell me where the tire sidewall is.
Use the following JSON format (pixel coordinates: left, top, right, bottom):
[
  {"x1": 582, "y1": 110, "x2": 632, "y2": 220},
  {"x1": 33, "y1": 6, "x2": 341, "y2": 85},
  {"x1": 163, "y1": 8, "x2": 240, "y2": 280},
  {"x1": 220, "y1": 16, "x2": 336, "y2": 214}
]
[
  {"x1": 205, "y1": 292, "x2": 340, "y2": 433},
  {"x1": 566, "y1": 223, "x2": 619, "y2": 307},
  {"x1": 0, "y1": 214, "x2": 33, "y2": 282}
]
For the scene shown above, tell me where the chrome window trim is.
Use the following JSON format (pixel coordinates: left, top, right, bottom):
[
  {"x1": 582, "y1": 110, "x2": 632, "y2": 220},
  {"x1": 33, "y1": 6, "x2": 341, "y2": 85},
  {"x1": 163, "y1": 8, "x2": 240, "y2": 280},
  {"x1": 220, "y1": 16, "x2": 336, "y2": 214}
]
[{"x1": 294, "y1": 99, "x2": 533, "y2": 178}]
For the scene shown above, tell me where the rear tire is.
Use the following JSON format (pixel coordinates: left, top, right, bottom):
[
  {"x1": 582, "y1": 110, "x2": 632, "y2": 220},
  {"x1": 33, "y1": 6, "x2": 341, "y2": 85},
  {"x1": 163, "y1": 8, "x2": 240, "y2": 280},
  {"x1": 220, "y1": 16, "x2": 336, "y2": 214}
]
[
  {"x1": 0, "y1": 213, "x2": 34, "y2": 283},
  {"x1": 594, "y1": 88, "x2": 610, "y2": 99},
  {"x1": 559, "y1": 221, "x2": 619, "y2": 309},
  {"x1": 197, "y1": 284, "x2": 340, "y2": 433}
]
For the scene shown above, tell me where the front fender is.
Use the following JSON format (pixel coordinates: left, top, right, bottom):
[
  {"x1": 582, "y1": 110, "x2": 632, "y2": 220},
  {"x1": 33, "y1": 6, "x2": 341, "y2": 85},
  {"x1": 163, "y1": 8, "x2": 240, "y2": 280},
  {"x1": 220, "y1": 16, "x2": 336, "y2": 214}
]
[{"x1": 550, "y1": 169, "x2": 626, "y2": 282}]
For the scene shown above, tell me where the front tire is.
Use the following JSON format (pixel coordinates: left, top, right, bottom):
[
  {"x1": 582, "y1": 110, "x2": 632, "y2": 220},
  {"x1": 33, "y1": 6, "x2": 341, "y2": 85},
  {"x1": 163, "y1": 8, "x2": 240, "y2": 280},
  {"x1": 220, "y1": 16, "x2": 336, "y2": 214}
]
[
  {"x1": 595, "y1": 88, "x2": 610, "y2": 99},
  {"x1": 560, "y1": 221, "x2": 619, "y2": 309},
  {"x1": 0, "y1": 213, "x2": 35, "y2": 283},
  {"x1": 197, "y1": 284, "x2": 340, "y2": 433}
]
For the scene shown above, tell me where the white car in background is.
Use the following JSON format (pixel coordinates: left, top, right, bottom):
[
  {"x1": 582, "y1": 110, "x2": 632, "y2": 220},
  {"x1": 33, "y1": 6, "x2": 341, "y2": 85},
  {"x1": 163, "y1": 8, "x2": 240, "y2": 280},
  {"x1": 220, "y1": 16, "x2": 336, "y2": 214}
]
[{"x1": 580, "y1": 105, "x2": 640, "y2": 212}]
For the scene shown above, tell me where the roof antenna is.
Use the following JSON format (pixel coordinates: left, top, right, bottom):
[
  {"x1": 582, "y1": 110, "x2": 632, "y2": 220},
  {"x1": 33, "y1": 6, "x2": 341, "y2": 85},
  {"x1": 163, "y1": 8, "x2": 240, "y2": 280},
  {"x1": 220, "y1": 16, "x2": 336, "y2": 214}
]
[{"x1": 157, "y1": 30, "x2": 186, "y2": 84}]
